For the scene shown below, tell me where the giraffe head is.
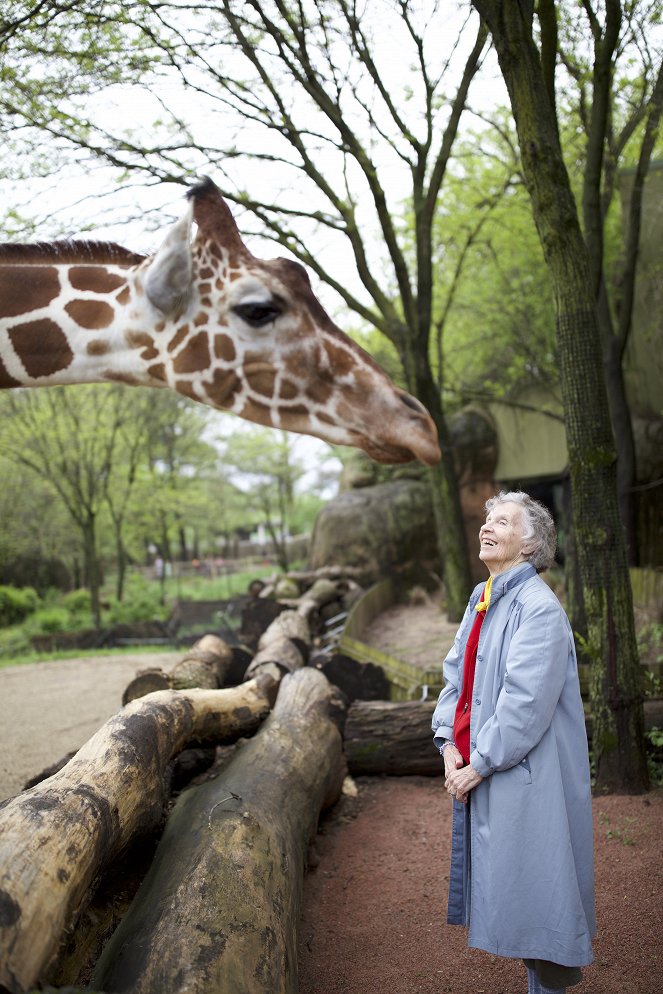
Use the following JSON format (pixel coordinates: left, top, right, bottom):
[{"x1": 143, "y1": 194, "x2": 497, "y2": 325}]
[{"x1": 136, "y1": 178, "x2": 440, "y2": 465}]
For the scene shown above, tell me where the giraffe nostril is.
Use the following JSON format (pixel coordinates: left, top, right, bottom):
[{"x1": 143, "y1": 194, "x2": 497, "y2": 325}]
[{"x1": 398, "y1": 391, "x2": 427, "y2": 417}]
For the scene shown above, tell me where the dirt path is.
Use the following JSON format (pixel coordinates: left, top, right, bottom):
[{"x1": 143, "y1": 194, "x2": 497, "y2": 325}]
[
  {"x1": 299, "y1": 776, "x2": 663, "y2": 994},
  {"x1": 0, "y1": 652, "x2": 180, "y2": 800}
]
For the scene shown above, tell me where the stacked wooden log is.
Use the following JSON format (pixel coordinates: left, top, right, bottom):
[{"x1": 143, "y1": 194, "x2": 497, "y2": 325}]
[{"x1": 0, "y1": 573, "x2": 449, "y2": 994}]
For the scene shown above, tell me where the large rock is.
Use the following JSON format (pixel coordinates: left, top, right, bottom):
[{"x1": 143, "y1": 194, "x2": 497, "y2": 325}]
[{"x1": 308, "y1": 478, "x2": 437, "y2": 583}]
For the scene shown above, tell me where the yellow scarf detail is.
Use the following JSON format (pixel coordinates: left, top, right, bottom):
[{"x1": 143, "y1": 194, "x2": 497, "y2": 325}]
[{"x1": 475, "y1": 575, "x2": 493, "y2": 614}]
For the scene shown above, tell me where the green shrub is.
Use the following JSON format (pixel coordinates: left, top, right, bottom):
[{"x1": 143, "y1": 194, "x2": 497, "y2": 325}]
[
  {"x1": 0, "y1": 585, "x2": 40, "y2": 627},
  {"x1": 61, "y1": 588, "x2": 92, "y2": 619},
  {"x1": 31, "y1": 606, "x2": 70, "y2": 633},
  {"x1": 105, "y1": 588, "x2": 167, "y2": 625}
]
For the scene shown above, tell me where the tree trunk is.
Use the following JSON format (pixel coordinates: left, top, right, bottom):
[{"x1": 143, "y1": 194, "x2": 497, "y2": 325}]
[
  {"x1": 472, "y1": 0, "x2": 649, "y2": 793},
  {"x1": 0, "y1": 679, "x2": 275, "y2": 994},
  {"x1": 91, "y1": 668, "x2": 346, "y2": 994},
  {"x1": 417, "y1": 367, "x2": 473, "y2": 622},
  {"x1": 344, "y1": 700, "x2": 441, "y2": 776},
  {"x1": 81, "y1": 513, "x2": 101, "y2": 628}
]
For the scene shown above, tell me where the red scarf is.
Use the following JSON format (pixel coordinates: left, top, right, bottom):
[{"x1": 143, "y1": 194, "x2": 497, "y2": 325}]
[{"x1": 453, "y1": 588, "x2": 488, "y2": 764}]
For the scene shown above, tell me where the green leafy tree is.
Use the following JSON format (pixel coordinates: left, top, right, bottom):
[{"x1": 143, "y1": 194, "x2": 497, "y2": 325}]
[
  {"x1": 220, "y1": 427, "x2": 309, "y2": 572},
  {"x1": 471, "y1": 0, "x2": 657, "y2": 792},
  {"x1": 0, "y1": 385, "x2": 128, "y2": 624}
]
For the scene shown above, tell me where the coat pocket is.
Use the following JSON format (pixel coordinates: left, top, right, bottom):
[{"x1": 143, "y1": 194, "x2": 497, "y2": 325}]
[{"x1": 517, "y1": 755, "x2": 533, "y2": 784}]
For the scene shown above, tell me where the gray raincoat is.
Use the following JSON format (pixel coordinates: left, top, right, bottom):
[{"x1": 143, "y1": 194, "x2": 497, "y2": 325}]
[{"x1": 432, "y1": 562, "x2": 596, "y2": 967}]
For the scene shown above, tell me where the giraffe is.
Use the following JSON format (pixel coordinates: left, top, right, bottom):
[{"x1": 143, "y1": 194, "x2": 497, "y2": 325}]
[{"x1": 0, "y1": 178, "x2": 440, "y2": 466}]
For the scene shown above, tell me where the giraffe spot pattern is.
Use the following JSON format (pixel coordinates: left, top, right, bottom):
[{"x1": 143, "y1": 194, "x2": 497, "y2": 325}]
[
  {"x1": 116, "y1": 286, "x2": 131, "y2": 306},
  {"x1": 175, "y1": 379, "x2": 200, "y2": 401},
  {"x1": 68, "y1": 267, "x2": 126, "y2": 293},
  {"x1": 87, "y1": 340, "x2": 111, "y2": 356},
  {"x1": 173, "y1": 331, "x2": 210, "y2": 373},
  {"x1": 250, "y1": 370, "x2": 276, "y2": 397},
  {"x1": 168, "y1": 325, "x2": 189, "y2": 353},
  {"x1": 8, "y1": 318, "x2": 74, "y2": 378},
  {"x1": 214, "y1": 334, "x2": 235, "y2": 363},
  {"x1": 204, "y1": 368, "x2": 241, "y2": 407},
  {"x1": 0, "y1": 265, "x2": 60, "y2": 318},
  {"x1": 279, "y1": 379, "x2": 299, "y2": 400},
  {"x1": 194, "y1": 311, "x2": 208, "y2": 327},
  {"x1": 148, "y1": 363, "x2": 166, "y2": 382},
  {"x1": 65, "y1": 299, "x2": 115, "y2": 330}
]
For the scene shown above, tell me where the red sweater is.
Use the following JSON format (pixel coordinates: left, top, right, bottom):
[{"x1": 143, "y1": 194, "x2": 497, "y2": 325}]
[{"x1": 453, "y1": 596, "x2": 487, "y2": 765}]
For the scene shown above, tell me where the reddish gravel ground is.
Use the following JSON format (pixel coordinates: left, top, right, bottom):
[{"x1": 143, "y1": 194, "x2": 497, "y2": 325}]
[{"x1": 298, "y1": 776, "x2": 663, "y2": 994}]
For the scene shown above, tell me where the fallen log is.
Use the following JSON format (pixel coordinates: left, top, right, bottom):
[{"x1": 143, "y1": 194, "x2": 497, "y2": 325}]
[
  {"x1": 344, "y1": 699, "x2": 441, "y2": 776},
  {"x1": 243, "y1": 609, "x2": 310, "y2": 684},
  {"x1": 344, "y1": 698, "x2": 663, "y2": 777},
  {"x1": 0, "y1": 678, "x2": 275, "y2": 994},
  {"x1": 92, "y1": 667, "x2": 346, "y2": 994},
  {"x1": 122, "y1": 634, "x2": 236, "y2": 705}
]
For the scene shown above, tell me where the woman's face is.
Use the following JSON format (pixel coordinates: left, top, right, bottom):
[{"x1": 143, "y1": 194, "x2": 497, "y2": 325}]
[{"x1": 479, "y1": 501, "x2": 530, "y2": 576}]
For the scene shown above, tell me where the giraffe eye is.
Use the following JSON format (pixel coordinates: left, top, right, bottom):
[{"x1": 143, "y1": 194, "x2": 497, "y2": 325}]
[{"x1": 233, "y1": 302, "x2": 282, "y2": 328}]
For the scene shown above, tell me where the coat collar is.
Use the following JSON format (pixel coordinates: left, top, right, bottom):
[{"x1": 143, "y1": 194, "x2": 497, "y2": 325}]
[{"x1": 471, "y1": 561, "x2": 537, "y2": 610}]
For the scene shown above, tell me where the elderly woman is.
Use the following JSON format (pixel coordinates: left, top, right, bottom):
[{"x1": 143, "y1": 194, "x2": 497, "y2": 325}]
[{"x1": 432, "y1": 491, "x2": 595, "y2": 994}]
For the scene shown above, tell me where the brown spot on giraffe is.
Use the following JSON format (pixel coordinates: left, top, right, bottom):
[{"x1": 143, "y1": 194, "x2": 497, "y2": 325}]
[
  {"x1": 250, "y1": 370, "x2": 277, "y2": 397},
  {"x1": 65, "y1": 299, "x2": 115, "y2": 330},
  {"x1": 0, "y1": 266, "x2": 60, "y2": 318},
  {"x1": 127, "y1": 331, "x2": 153, "y2": 350},
  {"x1": 116, "y1": 286, "x2": 131, "y2": 306},
  {"x1": 203, "y1": 368, "x2": 241, "y2": 408},
  {"x1": 154, "y1": 320, "x2": 166, "y2": 333},
  {"x1": 8, "y1": 319, "x2": 74, "y2": 378},
  {"x1": 168, "y1": 325, "x2": 189, "y2": 353},
  {"x1": 173, "y1": 332, "x2": 211, "y2": 374},
  {"x1": 68, "y1": 267, "x2": 126, "y2": 293},
  {"x1": 279, "y1": 379, "x2": 299, "y2": 400},
  {"x1": 87, "y1": 340, "x2": 111, "y2": 356},
  {"x1": 148, "y1": 363, "x2": 166, "y2": 382},
  {"x1": 175, "y1": 379, "x2": 199, "y2": 401},
  {"x1": 214, "y1": 334, "x2": 235, "y2": 363},
  {"x1": 199, "y1": 267, "x2": 214, "y2": 280},
  {"x1": 194, "y1": 311, "x2": 208, "y2": 327}
]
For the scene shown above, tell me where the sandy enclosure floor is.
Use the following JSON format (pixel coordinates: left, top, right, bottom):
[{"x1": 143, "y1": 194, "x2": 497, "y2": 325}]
[{"x1": 0, "y1": 652, "x2": 181, "y2": 801}]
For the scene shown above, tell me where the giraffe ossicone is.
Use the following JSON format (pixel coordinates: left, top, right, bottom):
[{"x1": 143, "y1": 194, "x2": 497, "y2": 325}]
[{"x1": 0, "y1": 178, "x2": 441, "y2": 466}]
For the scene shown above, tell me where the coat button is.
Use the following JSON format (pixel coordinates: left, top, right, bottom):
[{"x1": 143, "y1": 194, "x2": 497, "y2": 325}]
[{"x1": 474, "y1": 697, "x2": 481, "y2": 705}]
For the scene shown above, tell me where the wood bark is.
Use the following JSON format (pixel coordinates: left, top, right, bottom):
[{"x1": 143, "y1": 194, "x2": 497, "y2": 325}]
[
  {"x1": 0, "y1": 679, "x2": 275, "y2": 994},
  {"x1": 244, "y1": 610, "x2": 310, "y2": 683},
  {"x1": 344, "y1": 700, "x2": 441, "y2": 776},
  {"x1": 122, "y1": 634, "x2": 236, "y2": 704},
  {"x1": 91, "y1": 668, "x2": 346, "y2": 994},
  {"x1": 344, "y1": 698, "x2": 663, "y2": 777}
]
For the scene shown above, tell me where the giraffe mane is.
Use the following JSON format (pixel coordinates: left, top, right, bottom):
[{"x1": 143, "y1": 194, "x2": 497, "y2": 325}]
[{"x1": 0, "y1": 240, "x2": 146, "y2": 266}]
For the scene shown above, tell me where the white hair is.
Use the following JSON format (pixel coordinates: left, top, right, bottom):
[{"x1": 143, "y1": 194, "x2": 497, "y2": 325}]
[{"x1": 485, "y1": 490, "x2": 557, "y2": 572}]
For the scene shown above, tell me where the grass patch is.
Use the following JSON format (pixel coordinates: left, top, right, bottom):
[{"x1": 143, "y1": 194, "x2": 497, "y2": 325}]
[{"x1": 0, "y1": 564, "x2": 278, "y2": 668}]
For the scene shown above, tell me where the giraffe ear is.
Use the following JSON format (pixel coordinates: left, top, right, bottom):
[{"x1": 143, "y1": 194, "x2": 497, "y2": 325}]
[{"x1": 144, "y1": 203, "x2": 193, "y2": 315}]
